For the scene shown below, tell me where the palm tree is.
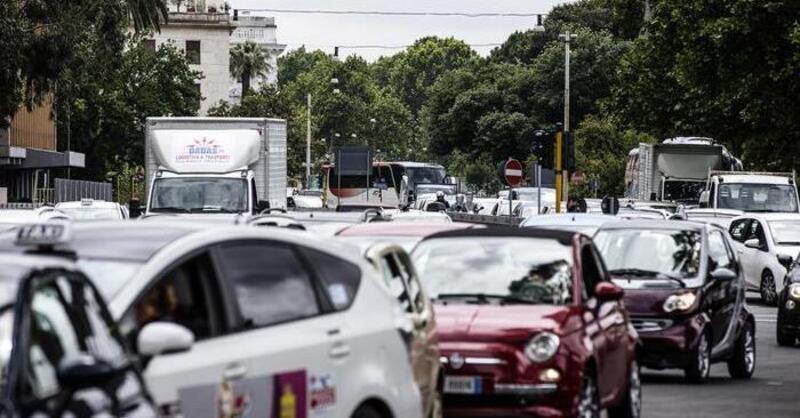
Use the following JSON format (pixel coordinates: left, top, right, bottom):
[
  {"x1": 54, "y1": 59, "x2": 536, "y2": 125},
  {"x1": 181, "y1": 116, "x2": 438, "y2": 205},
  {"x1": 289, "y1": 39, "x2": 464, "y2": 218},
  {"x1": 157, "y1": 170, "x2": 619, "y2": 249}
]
[
  {"x1": 127, "y1": 0, "x2": 169, "y2": 32},
  {"x1": 230, "y1": 41, "x2": 272, "y2": 98}
]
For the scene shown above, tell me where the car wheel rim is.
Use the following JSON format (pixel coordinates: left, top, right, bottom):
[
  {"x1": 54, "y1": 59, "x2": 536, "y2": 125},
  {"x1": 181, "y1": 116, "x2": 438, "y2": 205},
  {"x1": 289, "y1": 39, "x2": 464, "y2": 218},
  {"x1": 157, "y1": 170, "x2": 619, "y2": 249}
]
[
  {"x1": 762, "y1": 274, "x2": 776, "y2": 303},
  {"x1": 578, "y1": 375, "x2": 598, "y2": 418},
  {"x1": 629, "y1": 362, "x2": 642, "y2": 417},
  {"x1": 745, "y1": 326, "x2": 756, "y2": 373},
  {"x1": 698, "y1": 335, "x2": 710, "y2": 378}
]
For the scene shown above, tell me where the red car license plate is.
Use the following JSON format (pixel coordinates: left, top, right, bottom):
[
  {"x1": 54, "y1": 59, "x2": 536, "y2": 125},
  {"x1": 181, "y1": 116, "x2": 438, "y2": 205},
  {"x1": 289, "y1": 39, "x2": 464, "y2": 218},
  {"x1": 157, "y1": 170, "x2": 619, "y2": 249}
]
[{"x1": 444, "y1": 376, "x2": 482, "y2": 394}]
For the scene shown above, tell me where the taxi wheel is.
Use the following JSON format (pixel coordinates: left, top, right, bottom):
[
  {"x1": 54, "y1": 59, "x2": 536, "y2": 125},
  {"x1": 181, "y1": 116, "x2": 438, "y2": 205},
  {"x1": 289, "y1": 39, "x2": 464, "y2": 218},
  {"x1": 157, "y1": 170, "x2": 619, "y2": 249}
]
[
  {"x1": 760, "y1": 271, "x2": 778, "y2": 306},
  {"x1": 608, "y1": 359, "x2": 642, "y2": 418},
  {"x1": 728, "y1": 321, "x2": 756, "y2": 379},
  {"x1": 577, "y1": 371, "x2": 600, "y2": 418},
  {"x1": 351, "y1": 404, "x2": 383, "y2": 418},
  {"x1": 685, "y1": 331, "x2": 711, "y2": 383}
]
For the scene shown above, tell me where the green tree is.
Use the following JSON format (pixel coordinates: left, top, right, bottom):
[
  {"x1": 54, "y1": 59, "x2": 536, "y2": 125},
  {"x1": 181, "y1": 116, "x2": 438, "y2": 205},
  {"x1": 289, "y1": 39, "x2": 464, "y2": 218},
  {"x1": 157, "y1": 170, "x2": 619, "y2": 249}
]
[
  {"x1": 607, "y1": 0, "x2": 800, "y2": 169},
  {"x1": 230, "y1": 41, "x2": 272, "y2": 98},
  {"x1": 0, "y1": 0, "x2": 168, "y2": 126}
]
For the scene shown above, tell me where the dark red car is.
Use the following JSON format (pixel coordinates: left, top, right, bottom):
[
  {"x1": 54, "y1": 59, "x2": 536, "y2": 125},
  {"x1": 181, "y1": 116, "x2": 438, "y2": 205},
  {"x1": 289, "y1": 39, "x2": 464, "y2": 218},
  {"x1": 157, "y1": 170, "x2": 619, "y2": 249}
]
[
  {"x1": 594, "y1": 221, "x2": 756, "y2": 383},
  {"x1": 412, "y1": 228, "x2": 641, "y2": 418}
]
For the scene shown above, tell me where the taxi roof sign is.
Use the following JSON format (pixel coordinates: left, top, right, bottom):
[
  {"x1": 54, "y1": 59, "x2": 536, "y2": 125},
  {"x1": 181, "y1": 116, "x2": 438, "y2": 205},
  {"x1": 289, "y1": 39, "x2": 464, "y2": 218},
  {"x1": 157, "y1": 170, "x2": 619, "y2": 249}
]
[{"x1": 15, "y1": 222, "x2": 72, "y2": 248}]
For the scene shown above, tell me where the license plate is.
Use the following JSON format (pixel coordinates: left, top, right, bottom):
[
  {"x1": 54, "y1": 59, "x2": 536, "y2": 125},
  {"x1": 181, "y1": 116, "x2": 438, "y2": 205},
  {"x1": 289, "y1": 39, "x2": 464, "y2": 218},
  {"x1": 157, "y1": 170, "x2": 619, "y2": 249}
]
[{"x1": 444, "y1": 376, "x2": 482, "y2": 394}]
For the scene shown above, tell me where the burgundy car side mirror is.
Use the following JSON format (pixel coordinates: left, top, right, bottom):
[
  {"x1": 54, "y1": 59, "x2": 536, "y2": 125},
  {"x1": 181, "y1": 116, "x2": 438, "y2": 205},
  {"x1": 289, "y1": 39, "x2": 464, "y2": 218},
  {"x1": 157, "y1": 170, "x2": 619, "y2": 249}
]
[{"x1": 594, "y1": 282, "x2": 624, "y2": 301}]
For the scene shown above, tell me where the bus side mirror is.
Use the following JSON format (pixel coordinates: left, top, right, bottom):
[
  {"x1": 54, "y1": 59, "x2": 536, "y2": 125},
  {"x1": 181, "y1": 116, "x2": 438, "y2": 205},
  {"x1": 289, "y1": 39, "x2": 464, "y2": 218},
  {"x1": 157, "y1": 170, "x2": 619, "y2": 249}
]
[{"x1": 698, "y1": 191, "x2": 710, "y2": 208}]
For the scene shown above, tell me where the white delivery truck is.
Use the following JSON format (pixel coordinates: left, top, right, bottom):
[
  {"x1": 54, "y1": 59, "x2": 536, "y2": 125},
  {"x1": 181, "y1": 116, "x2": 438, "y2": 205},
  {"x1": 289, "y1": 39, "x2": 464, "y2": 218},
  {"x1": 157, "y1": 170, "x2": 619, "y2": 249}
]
[
  {"x1": 699, "y1": 171, "x2": 800, "y2": 213},
  {"x1": 625, "y1": 137, "x2": 742, "y2": 204},
  {"x1": 144, "y1": 117, "x2": 287, "y2": 217}
]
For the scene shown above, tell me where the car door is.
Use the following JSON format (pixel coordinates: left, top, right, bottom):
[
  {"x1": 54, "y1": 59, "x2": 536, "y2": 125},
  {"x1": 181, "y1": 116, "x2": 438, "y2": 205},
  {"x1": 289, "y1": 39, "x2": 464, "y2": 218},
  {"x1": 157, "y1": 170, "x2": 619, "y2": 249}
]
[
  {"x1": 731, "y1": 219, "x2": 757, "y2": 288},
  {"x1": 706, "y1": 230, "x2": 739, "y2": 350},
  {"x1": 394, "y1": 249, "x2": 439, "y2": 413},
  {"x1": 118, "y1": 250, "x2": 233, "y2": 414},
  {"x1": 14, "y1": 271, "x2": 155, "y2": 417},
  {"x1": 580, "y1": 242, "x2": 627, "y2": 403},
  {"x1": 745, "y1": 220, "x2": 771, "y2": 288},
  {"x1": 209, "y1": 241, "x2": 352, "y2": 418}
]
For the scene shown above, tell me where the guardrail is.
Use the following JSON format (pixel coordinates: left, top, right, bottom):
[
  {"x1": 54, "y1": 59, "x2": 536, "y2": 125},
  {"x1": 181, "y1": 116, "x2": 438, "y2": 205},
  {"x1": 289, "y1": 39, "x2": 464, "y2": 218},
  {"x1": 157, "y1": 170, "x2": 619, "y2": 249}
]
[{"x1": 449, "y1": 212, "x2": 523, "y2": 226}]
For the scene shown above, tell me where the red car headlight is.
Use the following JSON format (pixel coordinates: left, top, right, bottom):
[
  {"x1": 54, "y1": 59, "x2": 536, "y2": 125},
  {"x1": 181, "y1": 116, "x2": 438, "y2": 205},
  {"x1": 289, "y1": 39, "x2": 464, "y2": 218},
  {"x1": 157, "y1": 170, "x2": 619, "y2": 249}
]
[{"x1": 525, "y1": 332, "x2": 560, "y2": 363}]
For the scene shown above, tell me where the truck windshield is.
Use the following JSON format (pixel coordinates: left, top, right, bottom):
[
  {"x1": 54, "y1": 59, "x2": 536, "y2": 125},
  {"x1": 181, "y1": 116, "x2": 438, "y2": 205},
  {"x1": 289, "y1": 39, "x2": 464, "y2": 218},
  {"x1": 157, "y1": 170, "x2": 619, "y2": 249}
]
[
  {"x1": 151, "y1": 177, "x2": 248, "y2": 213},
  {"x1": 717, "y1": 183, "x2": 798, "y2": 212}
]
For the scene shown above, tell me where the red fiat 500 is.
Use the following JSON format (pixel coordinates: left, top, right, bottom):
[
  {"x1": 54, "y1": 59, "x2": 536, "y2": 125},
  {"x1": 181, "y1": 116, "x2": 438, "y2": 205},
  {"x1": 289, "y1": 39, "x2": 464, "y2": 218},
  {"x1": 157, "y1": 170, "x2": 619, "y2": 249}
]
[{"x1": 412, "y1": 228, "x2": 641, "y2": 418}]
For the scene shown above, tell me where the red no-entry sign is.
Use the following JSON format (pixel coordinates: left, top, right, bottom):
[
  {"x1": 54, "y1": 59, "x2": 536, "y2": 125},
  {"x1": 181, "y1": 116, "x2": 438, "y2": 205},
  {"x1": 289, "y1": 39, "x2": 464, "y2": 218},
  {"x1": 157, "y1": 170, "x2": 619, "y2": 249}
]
[{"x1": 504, "y1": 158, "x2": 524, "y2": 187}]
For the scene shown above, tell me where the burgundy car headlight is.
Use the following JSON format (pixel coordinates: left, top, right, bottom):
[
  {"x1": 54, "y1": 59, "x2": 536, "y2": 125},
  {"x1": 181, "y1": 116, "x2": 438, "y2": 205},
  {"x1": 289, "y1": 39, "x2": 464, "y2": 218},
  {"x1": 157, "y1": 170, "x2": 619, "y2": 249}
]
[
  {"x1": 663, "y1": 291, "x2": 698, "y2": 313},
  {"x1": 525, "y1": 332, "x2": 560, "y2": 363}
]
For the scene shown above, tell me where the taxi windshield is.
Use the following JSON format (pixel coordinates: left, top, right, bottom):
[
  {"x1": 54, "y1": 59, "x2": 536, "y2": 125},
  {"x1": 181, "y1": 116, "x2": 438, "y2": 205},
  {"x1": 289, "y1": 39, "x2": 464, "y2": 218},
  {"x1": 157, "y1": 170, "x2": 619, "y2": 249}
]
[
  {"x1": 412, "y1": 237, "x2": 574, "y2": 305},
  {"x1": 77, "y1": 259, "x2": 142, "y2": 299},
  {"x1": 594, "y1": 229, "x2": 702, "y2": 279},
  {"x1": 57, "y1": 207, "x2": 120, "y2": 220}
]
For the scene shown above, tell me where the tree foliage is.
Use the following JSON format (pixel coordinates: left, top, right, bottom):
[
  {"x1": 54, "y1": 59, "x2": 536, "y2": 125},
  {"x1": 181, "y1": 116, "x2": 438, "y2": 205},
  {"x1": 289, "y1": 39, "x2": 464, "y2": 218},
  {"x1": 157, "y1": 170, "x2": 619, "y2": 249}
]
[{"x1": 230, "y1": 41, "x2": 272, "y2": 98}]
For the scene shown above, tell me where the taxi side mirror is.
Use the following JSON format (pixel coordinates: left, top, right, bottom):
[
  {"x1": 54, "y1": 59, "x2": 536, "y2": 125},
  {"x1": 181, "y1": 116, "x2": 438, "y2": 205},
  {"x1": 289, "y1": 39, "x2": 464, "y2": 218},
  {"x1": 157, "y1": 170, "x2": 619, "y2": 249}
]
[
  {"x1": 138, "y1": 322, "x2": 194, "y2": 357},
  {"x1": 594, "y1": 282, "x2": 624, "y2": 302},
  {"x1": 57, "y1": 354, "x2": 121, "y2": 390},
  {"x1": 710, "y1": 267, "x2": 737, "y2": 282},
  {"x1": 744, "y1": 238, "x2": 762, "y2": 250}
]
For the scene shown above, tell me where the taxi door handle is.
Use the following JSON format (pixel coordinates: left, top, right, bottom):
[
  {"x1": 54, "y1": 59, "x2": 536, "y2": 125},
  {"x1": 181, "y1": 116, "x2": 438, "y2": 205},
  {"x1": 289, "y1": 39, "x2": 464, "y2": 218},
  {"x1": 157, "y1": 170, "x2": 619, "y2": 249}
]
[
  {"x1": 329, "y1": 342, "x2": 351, "y2": 359},
  {"x1": 223, "y1": 363, "x2": 248, "y2": 381}
]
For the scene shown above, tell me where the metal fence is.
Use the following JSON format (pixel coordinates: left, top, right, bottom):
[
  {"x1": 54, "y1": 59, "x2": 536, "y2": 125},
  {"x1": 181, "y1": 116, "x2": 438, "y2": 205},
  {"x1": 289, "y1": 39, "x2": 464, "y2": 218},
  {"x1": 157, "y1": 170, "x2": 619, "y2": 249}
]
[{"x1": 55, "y1": 178, "x2": 113, "y2": 203}]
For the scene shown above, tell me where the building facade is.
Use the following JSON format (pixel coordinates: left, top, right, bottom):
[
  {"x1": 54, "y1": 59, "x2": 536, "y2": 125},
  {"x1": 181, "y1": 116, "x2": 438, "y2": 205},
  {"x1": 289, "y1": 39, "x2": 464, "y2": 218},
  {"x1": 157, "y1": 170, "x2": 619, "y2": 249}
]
[
  {"x1": 228, "y1": 13, "x2": 287, "y2": 103},
  {"x1": 0, "y1": 99, "x2": 85, "y2": 204},
  {"x1": 148, "y1": 1, "x2": 233, "y2": 115}
]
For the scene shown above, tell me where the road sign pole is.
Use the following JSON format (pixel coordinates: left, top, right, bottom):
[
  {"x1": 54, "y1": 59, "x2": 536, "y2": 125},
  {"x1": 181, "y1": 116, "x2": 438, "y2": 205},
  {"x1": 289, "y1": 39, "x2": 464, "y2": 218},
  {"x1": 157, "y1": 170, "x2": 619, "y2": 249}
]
[{"x1": 537, "y1": 163, "x2": 542, "y2": 215}]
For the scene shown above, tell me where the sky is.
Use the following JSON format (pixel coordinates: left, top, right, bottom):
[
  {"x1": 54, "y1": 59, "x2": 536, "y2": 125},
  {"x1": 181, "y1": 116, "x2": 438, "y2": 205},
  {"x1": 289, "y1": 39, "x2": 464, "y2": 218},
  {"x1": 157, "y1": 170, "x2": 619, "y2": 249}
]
[{"x1": 229, "y1": 0, "x2": 575, "y2": 61}]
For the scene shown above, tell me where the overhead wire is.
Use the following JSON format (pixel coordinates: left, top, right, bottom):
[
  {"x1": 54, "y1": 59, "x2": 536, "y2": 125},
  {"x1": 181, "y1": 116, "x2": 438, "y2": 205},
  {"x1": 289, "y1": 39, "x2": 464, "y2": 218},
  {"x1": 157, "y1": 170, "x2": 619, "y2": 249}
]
[{"x1": 236, "y1": 8, "x2": 546, "y2": 18}]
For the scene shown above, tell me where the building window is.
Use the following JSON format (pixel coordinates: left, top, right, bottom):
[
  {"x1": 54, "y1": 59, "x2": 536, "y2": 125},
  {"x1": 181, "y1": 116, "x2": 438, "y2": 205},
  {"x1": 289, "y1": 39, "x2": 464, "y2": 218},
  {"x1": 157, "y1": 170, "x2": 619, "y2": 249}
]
[
  {"x1": 143, "y1": 39, "x2": 156, "y2": 51},
  {"x1": 186, "y1": 40, "x2": 201, "y2": 64}
]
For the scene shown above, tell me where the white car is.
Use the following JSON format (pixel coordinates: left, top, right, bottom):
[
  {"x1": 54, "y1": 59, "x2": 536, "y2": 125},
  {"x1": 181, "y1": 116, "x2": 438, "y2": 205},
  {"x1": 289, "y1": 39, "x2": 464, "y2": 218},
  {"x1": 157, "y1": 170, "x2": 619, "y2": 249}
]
[
  {"x1": 520, "y1": 213, "x2": 616, "y2": 235},
  {"x1": 729, "y1": 214, "x2": 800, "y2": 304},
  {"x1": 0, "y1": 221, "x2": 423, "y2": 418},
  {"x1": 55, "y1": 199, "x2": 129, "y2": 220},
  {"x1": 0, "y1": 207, "x2": 68, "y2": 230}
]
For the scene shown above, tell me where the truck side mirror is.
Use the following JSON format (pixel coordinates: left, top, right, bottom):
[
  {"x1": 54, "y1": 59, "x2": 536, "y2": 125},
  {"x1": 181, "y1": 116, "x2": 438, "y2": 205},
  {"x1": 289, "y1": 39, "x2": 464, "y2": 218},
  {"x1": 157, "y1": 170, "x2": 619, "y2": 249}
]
[
  {"x1": 256, "y1": 200, "x2": 270, "y2": 213},
  {"x1": 698, "y1": 191, "x2": 710, "y2": 208}
]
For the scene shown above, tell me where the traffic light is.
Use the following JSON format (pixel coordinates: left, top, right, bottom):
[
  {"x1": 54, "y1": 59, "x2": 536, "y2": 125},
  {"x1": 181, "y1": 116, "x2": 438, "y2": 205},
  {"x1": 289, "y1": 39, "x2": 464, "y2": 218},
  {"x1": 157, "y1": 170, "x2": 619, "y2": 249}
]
[
  {"x1": 533, "y1": 132, "x2": 555, "y2": 169},
  {"x1": 563, "y1": 131, "x2": 576, "y2": 171}
]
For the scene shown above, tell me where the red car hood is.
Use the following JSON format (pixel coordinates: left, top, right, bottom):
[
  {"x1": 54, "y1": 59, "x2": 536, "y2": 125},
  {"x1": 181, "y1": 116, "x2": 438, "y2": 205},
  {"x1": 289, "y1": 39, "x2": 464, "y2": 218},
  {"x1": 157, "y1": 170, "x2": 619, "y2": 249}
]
[{"x1": 434, "y1": 304, "x2": 574, "y2": 343}]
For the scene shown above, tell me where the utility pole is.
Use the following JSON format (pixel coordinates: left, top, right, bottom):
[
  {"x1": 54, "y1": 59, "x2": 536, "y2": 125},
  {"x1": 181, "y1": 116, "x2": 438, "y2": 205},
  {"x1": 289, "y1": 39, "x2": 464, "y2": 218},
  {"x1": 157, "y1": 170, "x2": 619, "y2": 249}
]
[
  {"x1": 306, "y1": 93, "x2": 312, "y2": 189},
  {"x1": 558, "y1": 30, "x2": 577, "y2": 211}
]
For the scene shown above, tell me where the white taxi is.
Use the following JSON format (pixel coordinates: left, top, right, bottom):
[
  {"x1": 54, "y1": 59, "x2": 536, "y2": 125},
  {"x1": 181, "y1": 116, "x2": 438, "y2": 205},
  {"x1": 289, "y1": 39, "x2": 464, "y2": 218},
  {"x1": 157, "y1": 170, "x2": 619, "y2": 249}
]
[{"x1": 0, "y1": 221, "x2": 423, "y2": 418}]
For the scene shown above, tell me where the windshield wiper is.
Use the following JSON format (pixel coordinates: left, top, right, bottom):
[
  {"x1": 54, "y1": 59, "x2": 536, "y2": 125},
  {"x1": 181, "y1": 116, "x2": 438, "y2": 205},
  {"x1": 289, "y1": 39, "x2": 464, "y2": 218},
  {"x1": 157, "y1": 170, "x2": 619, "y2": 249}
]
[
  {"x1": 150, "y1": 206, "x2": 191, "y2": 213},
  {"x1": 435, "y1": 293, "x2": 536, "y2": 305},
  {"x1": 609, "y1": 269, "x2": 686, "y2": 288}
]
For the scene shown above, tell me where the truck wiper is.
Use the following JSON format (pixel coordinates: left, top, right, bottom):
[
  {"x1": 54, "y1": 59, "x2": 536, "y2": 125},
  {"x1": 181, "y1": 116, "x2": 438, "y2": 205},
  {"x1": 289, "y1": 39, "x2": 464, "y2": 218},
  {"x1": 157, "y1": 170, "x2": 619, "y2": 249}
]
[{"x1": 150, "y1": 206, "x2": 191, "y2": 213}]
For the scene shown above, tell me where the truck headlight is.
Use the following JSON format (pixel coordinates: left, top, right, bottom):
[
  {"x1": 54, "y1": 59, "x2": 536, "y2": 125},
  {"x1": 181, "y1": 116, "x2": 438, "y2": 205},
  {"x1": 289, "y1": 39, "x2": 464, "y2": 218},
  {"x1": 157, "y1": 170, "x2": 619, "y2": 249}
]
[
  {"x1": 525, "y1": 332, "x2": 560, "y2": 363},
  {"x1": 789, "y1": 284, "x2": 800, "y2": 300},
  {"x1": 663, "y1": 292, "x2": 698, "y2": 313}
]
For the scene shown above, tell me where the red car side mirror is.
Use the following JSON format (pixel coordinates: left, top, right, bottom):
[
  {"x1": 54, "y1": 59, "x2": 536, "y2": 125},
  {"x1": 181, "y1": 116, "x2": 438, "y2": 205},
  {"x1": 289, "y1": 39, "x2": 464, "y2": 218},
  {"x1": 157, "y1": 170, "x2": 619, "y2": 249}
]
[{"x1": 594, "y1": 282, "x2": 624, "y2": 301}]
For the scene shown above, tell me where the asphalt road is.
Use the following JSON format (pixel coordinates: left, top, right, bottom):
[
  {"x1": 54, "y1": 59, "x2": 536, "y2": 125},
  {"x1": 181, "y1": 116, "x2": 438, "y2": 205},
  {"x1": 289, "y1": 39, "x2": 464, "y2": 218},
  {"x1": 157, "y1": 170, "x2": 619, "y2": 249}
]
[{"x1": 643, "y1": 294, "x2": 798, "y2": 418}]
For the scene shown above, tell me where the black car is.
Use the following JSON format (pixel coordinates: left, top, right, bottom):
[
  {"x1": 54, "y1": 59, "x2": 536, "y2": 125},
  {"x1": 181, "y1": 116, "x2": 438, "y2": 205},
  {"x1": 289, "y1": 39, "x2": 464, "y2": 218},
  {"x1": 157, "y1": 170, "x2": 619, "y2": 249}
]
[
  {"x1": 594, "y1": 220, "x2": 756, "y2": 383},
  {"x1": 777, "y1": 265, "x2": 800, "y2": 346},
  {"x1": 0, "y1": 225, "x2": 156, "y2": 417}
]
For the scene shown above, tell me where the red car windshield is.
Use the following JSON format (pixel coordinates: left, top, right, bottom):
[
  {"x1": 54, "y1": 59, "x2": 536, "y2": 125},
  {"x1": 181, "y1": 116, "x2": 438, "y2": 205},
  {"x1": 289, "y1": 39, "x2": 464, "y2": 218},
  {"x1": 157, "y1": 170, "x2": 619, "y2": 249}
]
[{"x1": 412, "y1": 237, "x2": 574, "y2": 305}]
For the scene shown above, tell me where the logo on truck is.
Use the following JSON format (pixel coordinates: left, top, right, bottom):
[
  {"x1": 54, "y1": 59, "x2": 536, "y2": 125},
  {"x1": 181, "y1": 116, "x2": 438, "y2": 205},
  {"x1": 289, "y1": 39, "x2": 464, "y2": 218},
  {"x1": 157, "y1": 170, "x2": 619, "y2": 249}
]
[{"x1": 176, "y1": 138, "x2": 231, "y2": 163}]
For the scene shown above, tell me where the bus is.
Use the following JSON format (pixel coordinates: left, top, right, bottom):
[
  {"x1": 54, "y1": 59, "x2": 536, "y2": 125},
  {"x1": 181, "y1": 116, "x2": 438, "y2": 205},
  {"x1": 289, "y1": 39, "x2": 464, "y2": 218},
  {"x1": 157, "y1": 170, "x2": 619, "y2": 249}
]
[{"x1": 322, "y1": 161, "x2": 454, "y2": 209}]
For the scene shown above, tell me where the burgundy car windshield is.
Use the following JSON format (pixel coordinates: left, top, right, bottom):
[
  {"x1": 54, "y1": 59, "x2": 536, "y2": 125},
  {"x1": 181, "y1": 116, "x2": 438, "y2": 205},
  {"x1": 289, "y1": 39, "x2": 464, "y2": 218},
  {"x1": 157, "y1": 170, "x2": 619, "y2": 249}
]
[
  {"x1": 594, "y1": 229, "x2": 702, "y2": 279},
  {"x1": 412, "y1": 237, "x2": 574, "y2": 305}
]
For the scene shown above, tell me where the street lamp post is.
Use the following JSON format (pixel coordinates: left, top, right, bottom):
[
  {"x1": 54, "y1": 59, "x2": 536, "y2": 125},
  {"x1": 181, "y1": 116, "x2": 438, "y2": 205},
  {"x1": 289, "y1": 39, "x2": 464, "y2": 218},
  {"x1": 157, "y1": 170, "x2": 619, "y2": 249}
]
[{"x1": 558, "y1": 30, "x2": 577, "y2": 212}]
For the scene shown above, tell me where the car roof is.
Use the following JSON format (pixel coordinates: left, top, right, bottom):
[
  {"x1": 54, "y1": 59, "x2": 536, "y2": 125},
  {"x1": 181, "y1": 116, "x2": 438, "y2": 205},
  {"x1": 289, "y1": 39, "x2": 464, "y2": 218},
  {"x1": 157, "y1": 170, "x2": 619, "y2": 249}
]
[
  {"x1": 598, "y1": 219, "x2": 706, "y2": 232},
  {"x1": 521, "y1": 213, "x2": 615, "y2": 227},
  {"x1": 0, "y1": 221, "x2": 205, "y2": 262},
  {"x1": 336, "y1": 221, "x2": 477, "y2": 237},
  {"x1": 422, "y1": 226, "x2": 580, "y2": 246}
]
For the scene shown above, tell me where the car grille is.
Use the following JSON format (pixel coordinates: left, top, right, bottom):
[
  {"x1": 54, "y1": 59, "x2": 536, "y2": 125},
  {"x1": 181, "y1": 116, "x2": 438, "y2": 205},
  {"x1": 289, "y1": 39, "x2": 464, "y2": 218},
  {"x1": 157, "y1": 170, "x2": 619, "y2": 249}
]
[{"x1": 631, "y1": 317, "x2": 673, "y2": 332}]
